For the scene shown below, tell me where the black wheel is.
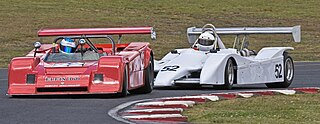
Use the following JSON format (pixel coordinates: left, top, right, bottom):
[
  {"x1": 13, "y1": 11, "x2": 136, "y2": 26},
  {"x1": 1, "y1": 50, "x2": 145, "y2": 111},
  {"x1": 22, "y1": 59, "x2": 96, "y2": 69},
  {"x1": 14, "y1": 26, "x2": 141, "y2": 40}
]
[
  {"x1": 266, "y1": 52, "x2": 294, "y2": 88},
  {"x1": 214, "y1": 58, "x2": 235, "y2": 90},
  {"x1": 129, "y1": 55, "x2": 154, "y2": 94},
  {"x1": 117, "y1": 65, "x2": 128, "y2": 97}
]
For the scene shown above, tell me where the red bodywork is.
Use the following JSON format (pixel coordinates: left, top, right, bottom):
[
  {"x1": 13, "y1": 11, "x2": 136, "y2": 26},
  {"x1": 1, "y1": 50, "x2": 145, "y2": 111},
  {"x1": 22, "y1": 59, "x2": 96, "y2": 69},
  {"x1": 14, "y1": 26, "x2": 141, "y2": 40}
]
[{"x1": 8, "y1": 27, "x2": 154, "y2": 96}]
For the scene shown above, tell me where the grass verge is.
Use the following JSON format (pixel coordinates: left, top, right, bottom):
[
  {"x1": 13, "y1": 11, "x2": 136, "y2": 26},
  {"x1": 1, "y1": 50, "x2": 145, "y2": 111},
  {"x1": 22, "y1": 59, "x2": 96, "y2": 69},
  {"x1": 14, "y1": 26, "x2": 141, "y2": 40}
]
[
  {"x1": 183, "y1": 94, "x2": 320, "y2": 124},
  {"x1": 1, "y1": 0, "x2": 320, "y2": 67}
]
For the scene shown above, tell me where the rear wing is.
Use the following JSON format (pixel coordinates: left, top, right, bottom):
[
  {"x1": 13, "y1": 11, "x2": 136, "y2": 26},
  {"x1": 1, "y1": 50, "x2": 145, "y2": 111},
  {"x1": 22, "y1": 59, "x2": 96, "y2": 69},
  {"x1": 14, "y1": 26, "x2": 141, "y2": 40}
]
[
  {"x1": 38, "y1": 27, "x2": 156, "y2": 40},
  {"x1": 187, "y1": 25, "x2": 301, "y2": 44}
]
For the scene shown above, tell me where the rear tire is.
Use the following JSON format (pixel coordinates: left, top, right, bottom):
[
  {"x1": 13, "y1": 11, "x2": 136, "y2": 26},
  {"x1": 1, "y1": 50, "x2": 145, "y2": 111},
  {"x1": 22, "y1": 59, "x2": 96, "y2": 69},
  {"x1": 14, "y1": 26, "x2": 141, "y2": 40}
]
[
  {"x1": 129, "y1": 55, "x2": 154, "y2": 94},
  {"x1": 266, "y1": 52, "x2": 294, "y2": 88},
  {"x1": 117, "y1": 65, "x2": 128, "y2": 97},
  {"x1": 214, "y1": 58, "x2": 235, "y2": 90}
]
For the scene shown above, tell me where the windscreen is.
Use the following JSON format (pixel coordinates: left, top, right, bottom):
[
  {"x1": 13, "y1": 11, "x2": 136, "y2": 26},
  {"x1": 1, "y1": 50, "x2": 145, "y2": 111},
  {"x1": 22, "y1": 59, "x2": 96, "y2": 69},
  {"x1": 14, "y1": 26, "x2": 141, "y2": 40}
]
[{"x1": 45, "y1": 51, "x2": 104, "y2": 62}]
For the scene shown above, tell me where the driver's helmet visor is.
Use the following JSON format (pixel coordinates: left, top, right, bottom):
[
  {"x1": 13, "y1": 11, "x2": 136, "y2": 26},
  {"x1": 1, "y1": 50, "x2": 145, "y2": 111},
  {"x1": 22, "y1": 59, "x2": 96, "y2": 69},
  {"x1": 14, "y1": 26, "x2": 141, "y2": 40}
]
[
  {"x1": 60, "y1": 45, "x2": 76, "y2": 53},
  {"x1": 60, "y1": 40, "x2": 77, "y2": 53},
  {"x1": 198, "y1": 39, "x2": 214, "y2": 46}
]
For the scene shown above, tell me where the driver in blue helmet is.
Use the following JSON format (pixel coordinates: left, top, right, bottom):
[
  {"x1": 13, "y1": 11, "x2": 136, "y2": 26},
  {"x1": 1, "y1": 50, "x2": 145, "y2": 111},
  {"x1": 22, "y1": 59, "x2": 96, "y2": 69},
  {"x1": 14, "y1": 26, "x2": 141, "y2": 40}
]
[{"x1": 59, "y1": 38, "x2": 77, "y2": 53}]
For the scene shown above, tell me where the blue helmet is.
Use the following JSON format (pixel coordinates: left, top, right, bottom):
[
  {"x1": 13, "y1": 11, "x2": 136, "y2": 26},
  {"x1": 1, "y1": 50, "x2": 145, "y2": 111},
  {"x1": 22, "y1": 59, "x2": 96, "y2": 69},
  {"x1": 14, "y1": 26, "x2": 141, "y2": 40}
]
[{"x1": 60, "y1": 38, "x2": 76, "y2": 53}]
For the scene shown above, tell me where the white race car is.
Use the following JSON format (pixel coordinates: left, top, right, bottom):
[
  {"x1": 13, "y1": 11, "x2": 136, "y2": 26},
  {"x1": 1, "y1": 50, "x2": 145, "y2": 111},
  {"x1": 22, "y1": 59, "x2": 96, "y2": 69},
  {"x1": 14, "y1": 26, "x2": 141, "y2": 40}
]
[{"x1": 154, "y1": 24, "x2": 300, "y2": 89}]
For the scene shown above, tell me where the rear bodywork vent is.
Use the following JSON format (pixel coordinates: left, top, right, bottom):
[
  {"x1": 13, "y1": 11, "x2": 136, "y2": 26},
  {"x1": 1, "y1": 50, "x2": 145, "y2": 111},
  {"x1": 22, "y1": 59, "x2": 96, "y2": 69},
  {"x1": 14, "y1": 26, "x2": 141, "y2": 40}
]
[{"x1": 37, "y1": 87, "x2": 88, "y2": 92}]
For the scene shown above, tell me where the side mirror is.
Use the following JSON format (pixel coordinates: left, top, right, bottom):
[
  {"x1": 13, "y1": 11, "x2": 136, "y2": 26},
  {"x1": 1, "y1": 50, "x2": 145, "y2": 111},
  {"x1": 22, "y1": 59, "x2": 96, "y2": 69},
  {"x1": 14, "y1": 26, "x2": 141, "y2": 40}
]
[
  {"x1": 33, "y1": 42, "x2": 41, "y2": 57},
  {"x1": 34, "y1": 42, "x2": 41, "y2": 49},
  {"x1": 79, "y1": 39, "x2": 86, "y2": 57},
  {"x1": 79, "y1": 39, "x2": 86, "y2": 45}
]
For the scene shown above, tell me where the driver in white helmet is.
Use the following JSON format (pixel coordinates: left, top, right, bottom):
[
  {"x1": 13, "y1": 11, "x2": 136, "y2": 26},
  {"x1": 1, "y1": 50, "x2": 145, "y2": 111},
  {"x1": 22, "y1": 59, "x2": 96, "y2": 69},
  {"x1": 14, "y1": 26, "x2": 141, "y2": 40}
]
[
  {"x1": 59, "y1": 38, "x2": 77, "y2": 53},
  {"x1": 194, "y1": 31, "x2": 216, "y2": 51}
]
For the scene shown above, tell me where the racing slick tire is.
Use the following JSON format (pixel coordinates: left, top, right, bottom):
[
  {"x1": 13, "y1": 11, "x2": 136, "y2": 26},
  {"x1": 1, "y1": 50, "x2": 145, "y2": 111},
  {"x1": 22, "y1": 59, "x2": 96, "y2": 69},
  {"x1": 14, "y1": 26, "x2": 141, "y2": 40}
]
[
  {"x1": 214, "y1": 58, "x2": 235, "y2": 90},
  {"x1": 117, "y1": 65, "x2": 129, "y2": 97},
  {"x1": 129, "y1": 55, "x2": 154, "y2": 94},
  {"x1": 266, "y1": 52, "x2": 294, "y2": 88}
]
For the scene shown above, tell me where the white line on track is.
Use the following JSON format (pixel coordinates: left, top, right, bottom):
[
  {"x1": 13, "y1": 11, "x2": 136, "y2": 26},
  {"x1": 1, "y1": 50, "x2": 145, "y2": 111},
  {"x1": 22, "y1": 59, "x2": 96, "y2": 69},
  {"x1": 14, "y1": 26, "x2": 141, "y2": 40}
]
[
  {"x1": 270, "y1": 90, "x2": 296, "y2": 95},
  {"x1": 162, "y1": 95, "x2": 220, "y2": 101},
  {"x1": 124, "y1": 108, "x2": 184, "y2": 113},
  {"x1": 122, "y1": 114, "x2": 185, "y2": 119},
  {"x1": 136, "y1": 101, "x2": 195, "y2": 107},
  {"x1": 0, "y1": 79, "x2": 7, "y2": 81},
  {"x1": 237, "y1": 93, "x2": 254, "y2": 98}
]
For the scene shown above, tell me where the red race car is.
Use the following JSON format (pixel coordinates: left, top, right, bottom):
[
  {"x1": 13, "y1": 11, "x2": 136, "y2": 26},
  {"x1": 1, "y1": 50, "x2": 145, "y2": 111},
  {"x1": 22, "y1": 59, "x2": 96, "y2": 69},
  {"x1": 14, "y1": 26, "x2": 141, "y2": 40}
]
[{"x1": 8, "y1": 27, "x2": 156, "y2": 97}]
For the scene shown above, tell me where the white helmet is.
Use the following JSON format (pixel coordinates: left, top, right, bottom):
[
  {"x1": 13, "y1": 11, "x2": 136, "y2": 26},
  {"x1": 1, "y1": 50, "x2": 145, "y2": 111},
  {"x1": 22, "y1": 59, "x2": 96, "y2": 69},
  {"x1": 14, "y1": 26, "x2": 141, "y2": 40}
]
[
  {"x1": 198, "y1": 32, "x2": 215, "y2": 46},
  {"x1": 196, "y1": 32, "x2": 215, "y2": 51}
]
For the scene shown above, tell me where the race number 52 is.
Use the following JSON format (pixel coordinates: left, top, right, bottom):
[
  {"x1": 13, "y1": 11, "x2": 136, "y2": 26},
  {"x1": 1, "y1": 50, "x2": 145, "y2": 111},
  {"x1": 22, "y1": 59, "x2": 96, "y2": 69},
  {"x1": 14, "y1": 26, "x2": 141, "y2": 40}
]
[
  {"x1": 161, "y1": 65, "x2": 180, "y2": 71},
  {"x1": 275, "y1": 64, "x2": 282, "y2": 78}
]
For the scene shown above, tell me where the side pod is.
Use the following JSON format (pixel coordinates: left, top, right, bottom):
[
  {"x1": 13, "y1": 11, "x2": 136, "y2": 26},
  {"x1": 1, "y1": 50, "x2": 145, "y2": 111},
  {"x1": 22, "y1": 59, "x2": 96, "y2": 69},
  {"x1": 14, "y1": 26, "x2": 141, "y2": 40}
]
[
  {"x1": 91, "y1": 56, "x2": 126, "y2": 93},
  {"x1": 8, "y1": 57, "x2": 40, "y2": 94}
]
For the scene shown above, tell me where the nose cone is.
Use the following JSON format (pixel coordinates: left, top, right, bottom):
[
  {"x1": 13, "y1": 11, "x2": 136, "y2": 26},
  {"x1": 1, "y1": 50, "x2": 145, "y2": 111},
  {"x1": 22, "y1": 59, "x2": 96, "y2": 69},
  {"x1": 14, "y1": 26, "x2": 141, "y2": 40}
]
[
  {"x1": 154, "y1": 69, "x2": 187, "y2": 86},
  {"x1": 154, "y1": 50, "x2": 207, "y2": 86}
]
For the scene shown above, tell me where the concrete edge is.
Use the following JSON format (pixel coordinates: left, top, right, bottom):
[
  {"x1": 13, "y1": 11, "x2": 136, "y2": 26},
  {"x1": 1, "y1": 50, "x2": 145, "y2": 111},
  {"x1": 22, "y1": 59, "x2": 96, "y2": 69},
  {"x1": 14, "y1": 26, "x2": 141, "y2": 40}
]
[{"x1": 110, "y1": 87, "x2": 320, "y2": 124}]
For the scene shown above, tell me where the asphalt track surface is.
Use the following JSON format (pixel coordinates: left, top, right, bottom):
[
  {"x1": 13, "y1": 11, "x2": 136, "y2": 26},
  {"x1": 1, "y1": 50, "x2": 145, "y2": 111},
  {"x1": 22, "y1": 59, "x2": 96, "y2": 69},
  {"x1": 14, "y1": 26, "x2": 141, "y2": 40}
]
[{"x1": 0, "y1": 62, "x2": 319, "y2": 124}]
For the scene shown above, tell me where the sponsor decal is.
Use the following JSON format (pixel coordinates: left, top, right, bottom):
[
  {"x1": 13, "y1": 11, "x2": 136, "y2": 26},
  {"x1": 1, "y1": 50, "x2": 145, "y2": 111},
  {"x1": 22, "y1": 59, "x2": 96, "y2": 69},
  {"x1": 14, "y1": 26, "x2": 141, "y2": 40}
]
[{"x1": 45, "y1": 77, "x2": 80, "y2": 82}]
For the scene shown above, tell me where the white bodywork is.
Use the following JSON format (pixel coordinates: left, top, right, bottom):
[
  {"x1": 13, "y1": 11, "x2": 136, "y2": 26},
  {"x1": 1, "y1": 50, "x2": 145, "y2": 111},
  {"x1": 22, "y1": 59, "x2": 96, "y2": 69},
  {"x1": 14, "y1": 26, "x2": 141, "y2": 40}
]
[{"x1": 154, "y1": 25, "x2": 300, "y2": 87}]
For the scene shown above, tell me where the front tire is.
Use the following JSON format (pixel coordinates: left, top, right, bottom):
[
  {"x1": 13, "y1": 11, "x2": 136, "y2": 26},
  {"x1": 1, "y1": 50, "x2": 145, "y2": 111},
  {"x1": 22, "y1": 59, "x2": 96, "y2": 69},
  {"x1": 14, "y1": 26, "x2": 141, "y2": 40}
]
[
  {"x1": 117, "y1": 65, "x2": 128, "y2": 97},
  {"x1": 214, "y1": 58, "x2": 235, "y2": 90},
  {"x1": 266, "y1": 52, "x2": 294, "y2": 88},
  {"x1": 129, "y1": 55, "x2": 154, "y2": 94}
]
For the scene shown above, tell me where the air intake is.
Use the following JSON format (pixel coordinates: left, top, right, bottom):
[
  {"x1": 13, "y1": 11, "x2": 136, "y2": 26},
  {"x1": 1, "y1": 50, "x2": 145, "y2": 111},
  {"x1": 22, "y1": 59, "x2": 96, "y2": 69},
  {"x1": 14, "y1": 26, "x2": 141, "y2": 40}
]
[
  {"x1": 26, "y1": 74, "x2": 36, "y2": 84},
  {"x1": 37, "y1": 87, "x2": 88, "y2": 92},
  {"x1": 93, "y1": 74, "x2": 104, "y2": 82}
]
